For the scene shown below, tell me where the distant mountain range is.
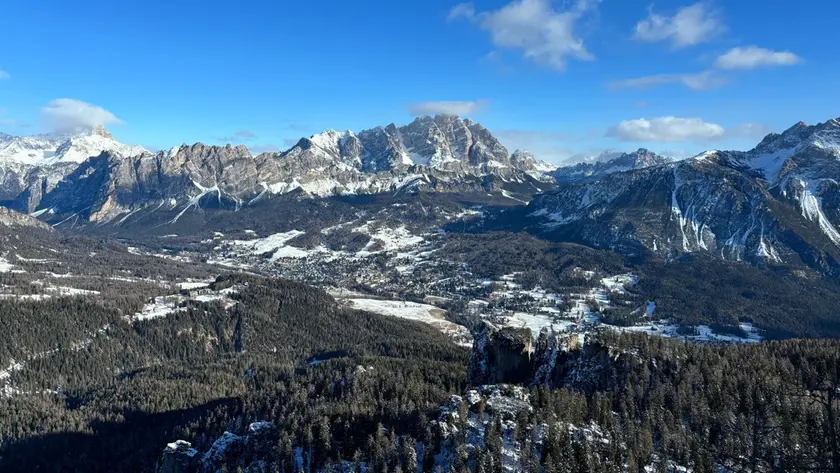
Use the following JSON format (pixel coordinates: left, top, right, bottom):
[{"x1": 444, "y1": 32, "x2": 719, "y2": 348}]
[{"x1": 551, "y1": 148, "x2": 673, "y2": 183}]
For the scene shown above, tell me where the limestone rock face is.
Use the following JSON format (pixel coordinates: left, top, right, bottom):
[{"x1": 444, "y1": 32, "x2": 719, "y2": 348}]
[{"x1": 468, "y1": 324, "x2": 533, "y2": 385}]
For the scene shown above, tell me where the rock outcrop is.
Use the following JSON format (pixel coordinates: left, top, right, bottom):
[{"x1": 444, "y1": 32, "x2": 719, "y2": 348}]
[
  {"x1": 468, "y1": 324, "x2": 533, "y2": 385},
  {"x1": 157, "y1": 440, "x2": 199, "y2": 473},
  {"x1": 156, "y1": 421, "x2": 278, "y2": 473}
]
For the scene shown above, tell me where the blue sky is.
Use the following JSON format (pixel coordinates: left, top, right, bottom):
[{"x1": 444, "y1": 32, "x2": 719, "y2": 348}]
[{"x1": 0, "y1": 0, "x2": 837, "y2": 163}]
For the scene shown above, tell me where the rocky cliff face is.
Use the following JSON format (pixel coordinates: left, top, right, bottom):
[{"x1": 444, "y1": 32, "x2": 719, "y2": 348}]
[
  {"x1": 468, "y1": 324, "x2": 533, "y2": 385},
  {"x1": 468, "y1": 324, "x2": 585, "y2": 387}
]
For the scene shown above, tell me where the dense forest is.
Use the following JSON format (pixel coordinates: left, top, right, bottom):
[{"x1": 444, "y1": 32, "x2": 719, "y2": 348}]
[
  {"x1": 0, "y1": 272, "x2": 839, "y2": 472},
  {"x1": 0, "y1": 274, "x2": 469, "y2": 472}
]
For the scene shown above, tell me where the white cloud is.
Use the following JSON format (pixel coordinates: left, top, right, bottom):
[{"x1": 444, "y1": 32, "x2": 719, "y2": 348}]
[
  {"x1": 714, "y1": 46, "x2": 802, "y2": 70},
  {"x1": 406, "y1": 100, "x2": 487, "y2": 117},
  {"x1": 448, "y1": 0, "x2": 597, "y2": 71},
  {"x1": 0, "y1": 70, "x2": 9, "y2": 80},
  {"x1": 633, "y1": 2, "x2": 723, "y2": 48},
  {"x1": 447, "y1": 3, "x2": 475, "y2": 21},
  {"x1": 610, "y1": 70, "x2": 725, "y2": 91},
  {"x1": 607, "y1": 117, "x2": 725, "y2": 142},
  {"x1": 42, "y1": 98, "x2": 124, "y2": 133}
]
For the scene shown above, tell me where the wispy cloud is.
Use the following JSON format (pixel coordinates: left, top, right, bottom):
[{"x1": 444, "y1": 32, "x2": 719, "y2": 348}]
[
  {"x1": 611, "y1": 44, "x2": 801, "y2": 92},
  {"x1": 0, "y1": 119, "x2": 29, "y2": 128},
  {"x1": 406, "y1": 100, "x2": 488, "y2": 117},
  {"x1": 448, "y1": 0, "x2": 598, "y2": 71},
  {"x1": 633, "y1": 2, "x2": 724, "y2": 48},
  {"x1": 0, "y1": 70, "x2": 9, "y2": 80},
  {"x1": 714, "y1": 46, "x2": 802, "y2": 70},
  {"x1": 609, "y1": 70, "x2": 726, "y2": 91},
  {"x1": 235, "y1": 130, "x2": 256, "y2": 140},
  {"x1": 218, "y1": 130, "x2": 258, "y2": 143},
  {"x1": 607, "y1": 116, "x2": 771, "y2": 143},
  {"x1": 42, "y1": 98, "x2": 124, "y2": 133},
  {"x1": 723, "y1": 122, "x2": 774, "y2": 140},
  {"x1": 495, "y1": 128, "x2": 600, "y2": 164}
]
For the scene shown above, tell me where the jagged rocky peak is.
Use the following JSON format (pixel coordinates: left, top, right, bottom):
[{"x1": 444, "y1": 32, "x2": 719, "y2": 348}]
[
  {"x1": 509, "y1": 150, "x2": 558, "y2": 175},
  {"x1": 626, "y1": 148, "x2": 670, "y2": 167},
  {"x1": 275, "y1": 114, "x2": 551, "y2": 175},
  {"x1": 753, "y1": 120, "x2": 813, "y2": 156},
  {"x1": 753, "y1": 117, "x2": 840, "y2": 157}
]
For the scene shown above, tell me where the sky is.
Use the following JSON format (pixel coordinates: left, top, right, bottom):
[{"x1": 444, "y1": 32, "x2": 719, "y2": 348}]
[{"x1": 0, "y1": 0, "x2": 838, "y2": 163}]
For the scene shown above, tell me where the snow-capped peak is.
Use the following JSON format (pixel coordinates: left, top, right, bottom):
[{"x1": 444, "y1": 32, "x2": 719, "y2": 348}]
[
  {"x1": 0, "y1": 127, "x2": 146, "y2": 167},
  {"x1": 309, "y1": 129, "x2": 353, "y2": 149},
  {"x1": 48, "y1": 127, "x2": 146, "y2": 165}
]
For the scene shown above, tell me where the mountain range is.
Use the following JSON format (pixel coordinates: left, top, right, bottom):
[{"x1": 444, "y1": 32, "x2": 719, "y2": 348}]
[
  {"x1": 0, "y1": 115, "x2": 561, "y2": 222},
  {"x1": 2, "y1": 114, "x2": 840, "y2": 275}
]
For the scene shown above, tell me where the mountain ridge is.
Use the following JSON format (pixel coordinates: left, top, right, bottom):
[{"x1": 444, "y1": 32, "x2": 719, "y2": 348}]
[
  {"x1": 0, "y1": 116, "x2": 559, "y2": 224},
  {"x1": 492, "y1": 116, "x2": 840, "y2": 274}
]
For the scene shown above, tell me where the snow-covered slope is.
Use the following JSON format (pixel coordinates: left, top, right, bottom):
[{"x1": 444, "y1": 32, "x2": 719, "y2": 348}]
[{"x1": 0, "y1": 134, "x2": 65, "y2": 166}]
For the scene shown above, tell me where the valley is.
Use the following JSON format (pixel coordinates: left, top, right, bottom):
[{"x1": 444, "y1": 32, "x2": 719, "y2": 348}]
[{"x1": 0, "y1": 115, "x2": 839, "y2": 473}]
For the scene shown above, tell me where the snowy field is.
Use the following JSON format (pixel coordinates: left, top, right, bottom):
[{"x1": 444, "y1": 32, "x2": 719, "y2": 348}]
[
  {"x1": 614, "y1": 321, "x2": 763, "y2": 343},
  {"x1": 343, "y1": 298, "x2": 472, "y2": 346},
  {"x1": 501, "y1": 312, "x2": 575, "y2": 337}
]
